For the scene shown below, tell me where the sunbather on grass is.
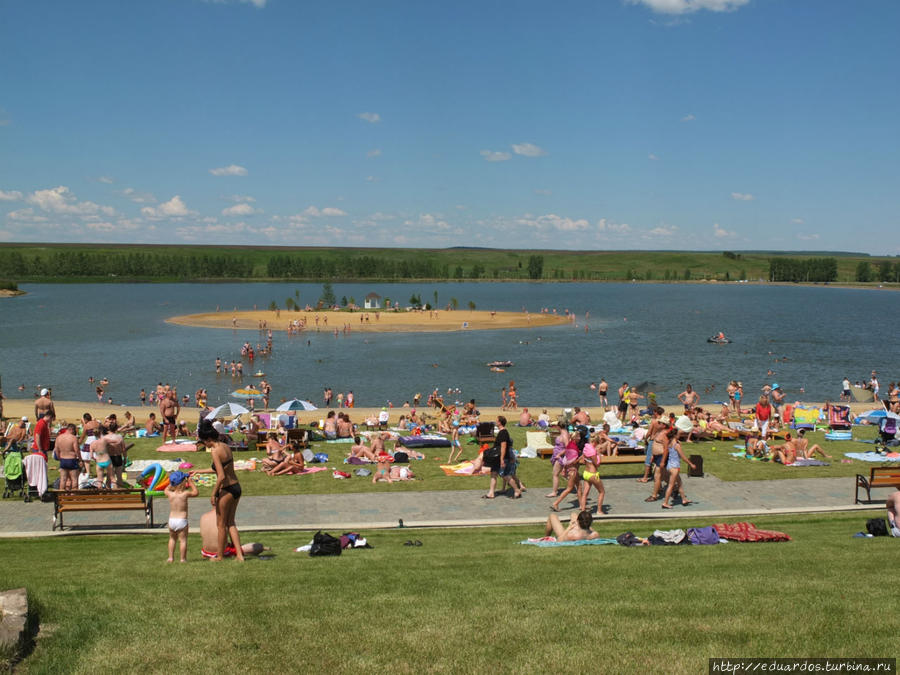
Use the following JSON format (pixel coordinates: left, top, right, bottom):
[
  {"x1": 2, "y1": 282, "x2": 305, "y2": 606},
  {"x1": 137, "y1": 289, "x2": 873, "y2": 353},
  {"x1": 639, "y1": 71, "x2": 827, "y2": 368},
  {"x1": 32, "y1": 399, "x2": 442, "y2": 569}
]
[
  {"x1": 544, "y1": 510, "x2": 600, "y2": 541},
  {"x1": 795, "y1": 429, "x2": 831, "y2": 459}
]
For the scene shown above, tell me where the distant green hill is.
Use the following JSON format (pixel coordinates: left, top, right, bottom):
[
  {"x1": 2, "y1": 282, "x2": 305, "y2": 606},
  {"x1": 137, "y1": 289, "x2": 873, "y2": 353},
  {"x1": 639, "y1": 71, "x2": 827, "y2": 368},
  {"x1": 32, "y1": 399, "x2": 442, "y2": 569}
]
[{"x1": 0, "y1": 243, "x2": 896, "y2": 284}]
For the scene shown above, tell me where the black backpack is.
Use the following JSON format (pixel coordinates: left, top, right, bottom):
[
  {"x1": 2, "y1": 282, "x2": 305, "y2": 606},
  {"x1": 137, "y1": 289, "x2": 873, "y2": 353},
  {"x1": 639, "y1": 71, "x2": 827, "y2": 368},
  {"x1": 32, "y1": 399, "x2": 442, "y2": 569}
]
[
  {"x1": 393, "y1": 451, "x2": 409, "y2": 463},
  {"x1": 309, "y1": 531, "x2": 342, "y2": 556},
  {"x1": 866, "y1": 518, "x2": 888, "y2": 537}
]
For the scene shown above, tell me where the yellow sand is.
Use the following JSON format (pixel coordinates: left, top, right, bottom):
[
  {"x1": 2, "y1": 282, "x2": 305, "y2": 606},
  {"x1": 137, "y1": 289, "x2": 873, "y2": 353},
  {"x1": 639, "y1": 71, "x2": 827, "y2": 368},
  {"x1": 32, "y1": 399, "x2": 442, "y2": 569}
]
[
  {"x1": 166, "y1": 309, "x2": 570, "y2": 333},
  {"x1": 1, "y1": 398, "x2": 877, "y2": 429}
]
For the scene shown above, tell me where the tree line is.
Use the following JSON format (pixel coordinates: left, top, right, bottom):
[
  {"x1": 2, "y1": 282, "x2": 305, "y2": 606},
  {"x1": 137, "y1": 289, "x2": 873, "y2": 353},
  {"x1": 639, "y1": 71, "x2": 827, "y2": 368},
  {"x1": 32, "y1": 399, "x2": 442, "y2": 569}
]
[{"x1": 768, "y1": 257, "x2": 838, "y2": 282}]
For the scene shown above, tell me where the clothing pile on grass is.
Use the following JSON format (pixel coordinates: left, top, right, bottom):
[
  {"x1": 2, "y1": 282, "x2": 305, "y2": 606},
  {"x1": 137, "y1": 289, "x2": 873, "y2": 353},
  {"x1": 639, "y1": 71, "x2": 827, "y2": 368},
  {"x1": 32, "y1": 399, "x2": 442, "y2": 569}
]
[
  {"x1": 295, "y1": 531, "x2": 373, "y2": 555},
  {"x1": 521, "y1": 522, "x2": 791, "y2": 547}
]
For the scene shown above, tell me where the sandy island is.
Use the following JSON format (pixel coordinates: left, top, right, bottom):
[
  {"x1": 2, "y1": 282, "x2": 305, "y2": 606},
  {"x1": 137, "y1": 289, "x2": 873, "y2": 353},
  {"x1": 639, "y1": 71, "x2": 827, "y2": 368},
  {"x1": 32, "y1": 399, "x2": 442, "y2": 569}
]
[{"x1": 166, "y1": 309, "x2": 571, "y2": 333}]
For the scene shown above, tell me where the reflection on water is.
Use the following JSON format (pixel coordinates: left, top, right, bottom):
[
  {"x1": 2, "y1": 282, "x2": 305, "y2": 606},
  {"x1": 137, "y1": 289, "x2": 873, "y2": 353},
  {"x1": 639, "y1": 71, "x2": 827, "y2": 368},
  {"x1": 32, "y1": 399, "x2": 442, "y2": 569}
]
[{"x1": 2, "y1": 282, "x2": 898, "y2": 408}]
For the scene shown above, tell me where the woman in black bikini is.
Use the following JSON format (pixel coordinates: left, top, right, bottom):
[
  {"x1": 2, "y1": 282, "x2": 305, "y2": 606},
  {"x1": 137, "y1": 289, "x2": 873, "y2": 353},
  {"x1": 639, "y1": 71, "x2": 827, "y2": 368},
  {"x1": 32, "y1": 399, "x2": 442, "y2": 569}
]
[{"x1": 198, "y1": 419, "x2": 244, "y2": 561}]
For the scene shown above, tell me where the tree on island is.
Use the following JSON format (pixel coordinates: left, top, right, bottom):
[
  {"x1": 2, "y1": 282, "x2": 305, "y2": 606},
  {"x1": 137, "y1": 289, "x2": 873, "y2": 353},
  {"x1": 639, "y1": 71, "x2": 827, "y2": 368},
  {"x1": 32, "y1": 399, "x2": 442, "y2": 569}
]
[{"x1": 320, "y1": 282, "x2": 336, "y2": 307}]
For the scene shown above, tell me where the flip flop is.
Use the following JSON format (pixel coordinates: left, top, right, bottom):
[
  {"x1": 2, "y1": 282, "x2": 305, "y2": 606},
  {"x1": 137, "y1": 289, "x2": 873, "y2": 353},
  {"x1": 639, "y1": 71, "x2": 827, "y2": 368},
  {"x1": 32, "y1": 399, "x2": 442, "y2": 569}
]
[
  {"x1": 481, "y1": 495, "x2": 494, "y2": 499},
  {"x1": 681, "y1": 500, "x2": 692, "y2": 506},
  {"x1": 414, "y1": 540, "x2": 423, "y2": 546},
  {"x1": 644, "y1": 496, "x2": 659, "y2": 502},
  {"x1": 512, "y1": 494, "x2": 522, "y2": 499},
  {"x1": 636, "y1": 478, "x2": 649, "y2": 483},
  {"x1": 403, "y1": 540, "x2": 415, "y2": 546},
  {"x1": 549, "y1": 505, "x2": 559, "y2": 512},
  {"x1": 661, "y1": 503, "x2": 673, "y2": 509}
]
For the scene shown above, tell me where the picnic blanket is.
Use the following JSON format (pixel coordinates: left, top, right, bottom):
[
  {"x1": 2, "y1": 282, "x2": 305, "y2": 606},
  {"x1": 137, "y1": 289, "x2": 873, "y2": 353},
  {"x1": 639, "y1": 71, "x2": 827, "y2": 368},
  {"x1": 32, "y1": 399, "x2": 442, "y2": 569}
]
[
  {"x1": 520, "y1": 537, "x2": 619, "y2": 547},
  {"x1": 713, "y1": 522, "x2": 791, "y2": 542},
  {"x1": 295, "y1": 466, "x2": 328, "y2": 475},
  {"x1": 844, "y1": 452, "x2": 900, "y2": 462}
]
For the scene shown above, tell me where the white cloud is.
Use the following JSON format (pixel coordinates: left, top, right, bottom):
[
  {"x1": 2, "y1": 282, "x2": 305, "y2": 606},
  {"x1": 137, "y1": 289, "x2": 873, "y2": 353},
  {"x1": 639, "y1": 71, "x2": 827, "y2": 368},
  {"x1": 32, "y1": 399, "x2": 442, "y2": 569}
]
[
  {"x1": 791, "y1": 217, "x2": 805, "y2": 225},
  {"x1": 365, "y1": 175, "x2": 378, "y2": 182},
  {"x1": 681, "y1": 113, "x2": 696, "y2": 122},
  {"x1": 98, "y1": 176, "x2": 114, "y2": 184},
  {"x1": 627, "y1": 0, "x2": 750, "y2": 15},
  {"x1": 121, "y1": 187, "x2": 156, "y2": 204},
  {"x1": 731, "y1": 192, "x2": 754, "y2": 201},
  {"x1": 367, "y1": 148, "x2": 382, "y2": 158},
  {"x1": 512, "y1": 142, "x2": 547, "y2": 157},
  {"x1": 225, "y1": 194, "x2": 256, "y2": 203},
  {"x1": 141, "y1": 195, "x2": 194, "y2": 219},
  {"x1": 357, "y1": 112, "x2": 381, "y2": 123},
  {"x1": 209, "y1": 164, "x2": 248, "y2": 176},
  {"x1": 480, "y1": 150, "x2": 512, "y2": 162},
  {"x1": 534, "y1": 189, "x2": 552, "y2": 196},
  {"x1": 27, "y1": 186, "x2": 115, "y2": 216},
  {"x1": 404, "y1": 213, "x2": 452, "y2": 231},
  {"x1": 796, "y1": 232, "x2": 820, "y2": 241},
  {"x1": 520, "y1": 214, "x2": 591, "y2": 232},
  {"x1": 713, "y1": 222, "x2": 735, "y2": 238},
  {"x1": 647, "y1": 225, "x2": 678, "y2": 237},
  {"x1": 6, "y1": 208, "x2": 47, "y2": 222},
  {"x1": 222, "y1": 203, "x2": 259, "y2": 216},
  {"x1": 299, "y1": 206, "x2": 347, "y2": 218},
  {"x1": 597, "y1": 218, "x2": 631, "y2": 234},
  {"x1": 0, "y1": 190, "x2": 23, "y2": 201},
  {"x1": 648, "y1": 153, "x2": 659, "y2": 161}
]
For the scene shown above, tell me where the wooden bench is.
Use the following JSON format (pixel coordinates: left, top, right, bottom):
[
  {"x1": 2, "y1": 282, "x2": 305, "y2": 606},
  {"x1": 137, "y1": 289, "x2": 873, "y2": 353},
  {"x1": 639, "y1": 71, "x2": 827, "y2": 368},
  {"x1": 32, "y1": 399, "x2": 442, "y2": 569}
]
[
  {"x1": 855, "y1": 467, "x2": 900, "y2": 504},
  {"x1": 52, "y1": 488, "x2": 154, "y2": 531}
]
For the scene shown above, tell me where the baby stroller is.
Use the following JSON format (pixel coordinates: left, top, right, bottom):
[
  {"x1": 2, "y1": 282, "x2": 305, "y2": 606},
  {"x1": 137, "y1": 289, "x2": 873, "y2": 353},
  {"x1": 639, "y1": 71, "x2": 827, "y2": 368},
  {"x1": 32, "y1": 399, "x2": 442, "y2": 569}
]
[
  {"x1": 3, "y1": 447, "x2": 26, "y2": 499},
  {"x1": 879, "y1": 412, "x2": 899, "y2": 447}
]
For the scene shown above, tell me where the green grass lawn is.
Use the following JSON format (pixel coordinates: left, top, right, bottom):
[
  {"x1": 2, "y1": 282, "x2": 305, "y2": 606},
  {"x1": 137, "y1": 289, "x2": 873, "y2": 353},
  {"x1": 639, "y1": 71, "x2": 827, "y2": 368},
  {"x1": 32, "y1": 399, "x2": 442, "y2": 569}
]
[
  {"x1": 14, "y1": 425, "x2": 887, "y2": 500},
  {"x1": 2, "y1": 511, "x2": 896, "y2": 674}
]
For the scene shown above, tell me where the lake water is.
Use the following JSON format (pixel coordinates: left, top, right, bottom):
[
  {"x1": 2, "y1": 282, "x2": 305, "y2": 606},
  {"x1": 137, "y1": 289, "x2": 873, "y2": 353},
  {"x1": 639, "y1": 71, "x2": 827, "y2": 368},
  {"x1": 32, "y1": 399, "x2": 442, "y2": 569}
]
[{"x1": 2, "y1": 282, "x2": 898, "y2": 409}]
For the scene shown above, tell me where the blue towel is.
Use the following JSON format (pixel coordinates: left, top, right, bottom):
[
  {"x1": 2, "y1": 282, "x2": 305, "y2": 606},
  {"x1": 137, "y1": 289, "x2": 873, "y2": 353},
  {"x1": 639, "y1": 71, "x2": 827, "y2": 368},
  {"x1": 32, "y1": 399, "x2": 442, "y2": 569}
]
[{"x1": 519, "y1": 538, "x2": 619, "y2": 547}]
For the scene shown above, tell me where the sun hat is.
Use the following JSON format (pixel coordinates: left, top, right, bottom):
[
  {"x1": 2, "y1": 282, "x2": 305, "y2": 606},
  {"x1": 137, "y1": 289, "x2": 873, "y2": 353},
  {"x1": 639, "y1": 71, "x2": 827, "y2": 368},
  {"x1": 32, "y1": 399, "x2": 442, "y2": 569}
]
[
  {"x1": 772, "y1": 383, "x2": 780, "y2": 389},
  {"x1": 21, "y1": 416, "x2": 28, "y2": 421},
  {"x1": 40, "y1": 388, "x2": 49, "y2": 396},
  {"x1": 168, "y1": 471, "x2": 188, "y2": 487},
  {"x1": 675, "y1": 415, "x2": 693, "y2": 433}
]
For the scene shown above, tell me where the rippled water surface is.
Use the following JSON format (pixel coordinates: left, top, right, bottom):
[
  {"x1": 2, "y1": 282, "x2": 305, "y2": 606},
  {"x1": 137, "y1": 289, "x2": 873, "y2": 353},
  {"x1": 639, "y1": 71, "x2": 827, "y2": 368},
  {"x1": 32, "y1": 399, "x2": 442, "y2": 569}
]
[{"x1": 2, "y1": 282, "x2": 898, "y2": 409}]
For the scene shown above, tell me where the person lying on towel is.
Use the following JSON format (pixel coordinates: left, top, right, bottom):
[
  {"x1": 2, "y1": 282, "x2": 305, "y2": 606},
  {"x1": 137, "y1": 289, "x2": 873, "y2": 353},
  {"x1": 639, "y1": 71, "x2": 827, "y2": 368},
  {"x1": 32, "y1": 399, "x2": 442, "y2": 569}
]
[{"x1": 544, "y1": 510, "x2": 600, "y2": 542}]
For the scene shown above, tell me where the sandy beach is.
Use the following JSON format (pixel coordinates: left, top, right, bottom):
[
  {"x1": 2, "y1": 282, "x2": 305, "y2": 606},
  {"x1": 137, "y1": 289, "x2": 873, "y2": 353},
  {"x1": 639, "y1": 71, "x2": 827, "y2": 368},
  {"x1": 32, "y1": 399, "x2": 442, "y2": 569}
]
[
  {"x1": 1, "y1": 397, "x2": 880, "y2": 429},
  {"x1": 166, "y1": 308, "x2": 571, "y2": 333}
]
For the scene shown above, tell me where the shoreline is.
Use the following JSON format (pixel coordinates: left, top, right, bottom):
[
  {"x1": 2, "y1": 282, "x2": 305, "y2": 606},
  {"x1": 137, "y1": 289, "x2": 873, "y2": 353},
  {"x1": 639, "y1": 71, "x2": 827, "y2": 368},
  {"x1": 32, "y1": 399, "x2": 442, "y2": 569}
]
[
  {"x1": 166, "y1": 309, "x2": 571, "y2": 333},
  {"x1": 1, "y1": 398, "x2": 881, "y2": 428}
]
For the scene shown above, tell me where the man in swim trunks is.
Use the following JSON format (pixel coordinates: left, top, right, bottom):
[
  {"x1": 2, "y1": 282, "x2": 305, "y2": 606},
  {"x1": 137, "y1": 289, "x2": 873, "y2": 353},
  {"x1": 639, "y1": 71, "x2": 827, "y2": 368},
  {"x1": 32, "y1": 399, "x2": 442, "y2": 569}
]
[
  {"x1": 597, "y1": 379, "x2": 608, "y2": 408},
  {"x1": 34, "y1": 388, "x2": 55, "y2": 421},
  {"x1": 886, "y1": 491, "x2": 900, "y2": 538},
  {"x1": 572, "y1": 407, "x2": 590, "y2": 426},
  {"x1": 617, "y1": 382, "x2": 629, "y2": 422},
  {"x1": 841, "y1": 377, "x2": 851, "y2": 402},
  {"x1": 102, "y1": 422, "x2": 128, "y2": 487},
  {"x1": 199, "y1": 509, "x2": 269, "y2": 558},
  {"x1": 54, "y1": 423, "x2": 82, "y2": 491},
  {"x1": 544, "y1": 510, "x2": 600, "y2": 541},
  {"x1": 160, "y1": 391, "x2": 179, "y2": 445},
  {"x1": 145, "y1": 413, "x2": 162, "y2": 436},
  {"x1": 678, "y1": 385, "x2": 699, "y2": 412}
]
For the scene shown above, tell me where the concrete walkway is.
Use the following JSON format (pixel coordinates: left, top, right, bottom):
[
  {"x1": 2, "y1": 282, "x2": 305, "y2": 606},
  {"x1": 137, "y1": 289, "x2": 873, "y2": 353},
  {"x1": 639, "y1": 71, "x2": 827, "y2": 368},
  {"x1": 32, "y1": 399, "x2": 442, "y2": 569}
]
[{"x1": 0, "y1": 473, "x2": 881, "y2": 538}]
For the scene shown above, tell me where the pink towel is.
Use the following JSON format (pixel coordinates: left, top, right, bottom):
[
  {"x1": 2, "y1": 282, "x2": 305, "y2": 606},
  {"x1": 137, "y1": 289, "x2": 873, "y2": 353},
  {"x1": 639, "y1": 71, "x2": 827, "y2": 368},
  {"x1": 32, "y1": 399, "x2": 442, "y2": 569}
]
[{"x1": 23, "y1": 453, "x2": 48, "y2": 497}]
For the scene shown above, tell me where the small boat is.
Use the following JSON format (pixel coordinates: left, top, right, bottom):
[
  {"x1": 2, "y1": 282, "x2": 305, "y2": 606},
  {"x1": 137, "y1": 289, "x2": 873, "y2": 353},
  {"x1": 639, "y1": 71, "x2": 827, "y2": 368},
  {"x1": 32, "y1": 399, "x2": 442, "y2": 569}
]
[
  {"x1": 253, "y1": 371, "x2": 266, "y2": 377},
  {"x1": 490, "y1": 367, "x2": 505, "y2": 373},
  {"x1": 486, "y1": 360, "x2": 514, "y2": 368},
  {"x1": 707, "y1": 336, "x2": 731, "y2": 344}
]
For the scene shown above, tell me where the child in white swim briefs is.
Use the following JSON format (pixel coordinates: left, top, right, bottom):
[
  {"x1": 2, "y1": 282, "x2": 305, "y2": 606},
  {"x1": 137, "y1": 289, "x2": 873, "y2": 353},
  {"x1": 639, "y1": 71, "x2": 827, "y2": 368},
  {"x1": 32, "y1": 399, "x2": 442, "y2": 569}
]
[{"x1": 165, "y1": 471, "x2": 198, "y2": 563}]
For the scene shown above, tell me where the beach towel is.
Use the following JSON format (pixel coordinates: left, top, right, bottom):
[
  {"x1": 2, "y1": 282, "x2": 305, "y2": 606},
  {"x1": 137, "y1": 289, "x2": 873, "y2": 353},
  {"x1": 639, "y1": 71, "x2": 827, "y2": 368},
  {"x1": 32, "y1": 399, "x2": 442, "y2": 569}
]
[
  {"x1": 520, "y1": 537, "x2": 619, "y2": 547},
  {"x1": 791, "y1": 407, "x2": 820, "y2": 429},
  {"x1": 786, "y1": 458, "x2": 829, "y2": 467},
  {"x1": 713, "y1": 522, "x2": 791, "y2": 542},
  {"x1": 296, "y1": 466, "x2": 328, "y2": 476},
  {"x1": 843, "y1": 452, "x2": 900, "y2": 462},
  {"x1": 157, "y1": 442, "x2": 198, "y2": 452},
  {"x1": 439, "y1": 461, "x2": 490, "y2": 476},
  {"x1": 23, "y1": 453, "x2": 48, "y2": 498}
]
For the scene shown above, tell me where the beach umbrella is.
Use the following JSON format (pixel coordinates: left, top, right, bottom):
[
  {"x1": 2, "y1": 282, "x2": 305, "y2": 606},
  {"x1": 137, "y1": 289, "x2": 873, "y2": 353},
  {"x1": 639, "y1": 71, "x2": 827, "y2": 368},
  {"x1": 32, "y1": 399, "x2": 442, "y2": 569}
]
[
  {"x1": 231, "y1": 387, "x2": 264, "y2": 400},
  {"x1": 204, "y1": 402, "x2": 250, "y2": 420},
  {"x1": 276, "y1": 399, "x2": 318, "y2": 412}
]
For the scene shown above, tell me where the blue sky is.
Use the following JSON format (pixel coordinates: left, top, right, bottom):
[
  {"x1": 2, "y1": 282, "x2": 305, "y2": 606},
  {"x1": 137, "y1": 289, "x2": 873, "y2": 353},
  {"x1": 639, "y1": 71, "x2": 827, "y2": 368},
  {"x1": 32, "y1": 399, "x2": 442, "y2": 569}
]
[{"x1": 1, "y1": 0, "x2": 897, "y2": 253}]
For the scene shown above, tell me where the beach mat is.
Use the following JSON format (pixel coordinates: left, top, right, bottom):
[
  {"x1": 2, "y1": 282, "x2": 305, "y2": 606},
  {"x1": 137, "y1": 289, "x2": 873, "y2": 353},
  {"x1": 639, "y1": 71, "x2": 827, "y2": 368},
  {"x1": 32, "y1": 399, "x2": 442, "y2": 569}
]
[
  {"x1": 439, "y1": 461, "x2": 489, "y2": 476},
  {"x1": 520, "y1": 537, "x2": 620, "y2": 547},
  {"x1": 157, "y1": 442, "x2": 198, "y2": 452},
  {"x1": 844, "y1": 452, "x2": 900, "y2": 462}
]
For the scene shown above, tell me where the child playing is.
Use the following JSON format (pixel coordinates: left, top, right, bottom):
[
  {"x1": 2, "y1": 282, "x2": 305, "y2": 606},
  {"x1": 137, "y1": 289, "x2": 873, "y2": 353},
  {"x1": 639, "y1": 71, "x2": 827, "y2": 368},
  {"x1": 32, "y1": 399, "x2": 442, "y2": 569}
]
[
  {"x1": 447, "y1": 420, "x2": 462, "y2": 464},
  {"x1": 165, "y1": 471, "x2": 199, "y2": 562}
]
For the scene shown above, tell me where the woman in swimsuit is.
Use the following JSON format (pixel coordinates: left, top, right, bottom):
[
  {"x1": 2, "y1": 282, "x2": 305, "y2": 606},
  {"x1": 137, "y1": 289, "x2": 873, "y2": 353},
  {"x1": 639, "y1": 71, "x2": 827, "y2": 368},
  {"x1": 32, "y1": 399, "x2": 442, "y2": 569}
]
[
  {"x1": 578, "y1": 440, "x2": 605, "y2": 514},
  {"x1": 198, "y1": 419, "x2": 244, "y2": 561},
  {"x1": 545, "y1": 426, "x2": 570, "y2": 498},
  {"x1": 550, "y1": 429, "x2": 584, "y2": 512},
  {"x1": 661, "y1": 436, "x2": 695, "y2": 509}
]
